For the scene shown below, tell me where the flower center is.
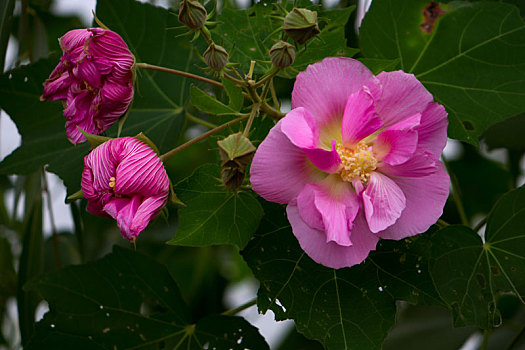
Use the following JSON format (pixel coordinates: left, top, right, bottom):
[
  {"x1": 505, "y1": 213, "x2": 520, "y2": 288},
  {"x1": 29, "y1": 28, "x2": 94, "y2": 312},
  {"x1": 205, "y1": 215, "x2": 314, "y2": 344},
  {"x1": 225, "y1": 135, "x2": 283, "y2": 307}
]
[{"x1": 336, "y1": 141, "x2": 377, "y2": 184}]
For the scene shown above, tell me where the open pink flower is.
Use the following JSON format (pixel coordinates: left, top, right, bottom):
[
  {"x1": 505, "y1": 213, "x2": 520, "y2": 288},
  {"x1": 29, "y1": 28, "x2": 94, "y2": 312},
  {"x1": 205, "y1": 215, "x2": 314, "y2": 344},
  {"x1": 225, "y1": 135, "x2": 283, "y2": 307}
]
[
  {"x1": 41, "y1": 28, "x2": 134, "y2": 144},
  {"x1": 251, "y1": 57, "x2": 450, "y2": 269},
  {"x1": 81, "y1": 137, "x2": 169, "y2": 240}
]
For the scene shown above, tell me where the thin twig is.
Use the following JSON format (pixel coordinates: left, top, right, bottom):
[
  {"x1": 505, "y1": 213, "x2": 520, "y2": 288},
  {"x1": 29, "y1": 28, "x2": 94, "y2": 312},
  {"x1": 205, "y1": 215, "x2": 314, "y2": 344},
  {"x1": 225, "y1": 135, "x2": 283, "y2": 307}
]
[
  {"x1": 135, "y1": 62, "x2": 223, "y2": 88},
  {"x1": 185, "y1": 113, "x2": 217, "y2": 128},
  {"x1": 221, "y1": 298, "x2": 257, "y2": 316},
  {"x1": 160, "y1": 115, "x2": 248, "y2": 161},
  {"x1": 243, "y1": 103, "x2": 260, "y2": 137},
  {"x1": 443, "y1": 155, "x2": 469, "y2": 226},
  {"x1": 41, "y1": 169, "x2": 61, "y2": 268}
]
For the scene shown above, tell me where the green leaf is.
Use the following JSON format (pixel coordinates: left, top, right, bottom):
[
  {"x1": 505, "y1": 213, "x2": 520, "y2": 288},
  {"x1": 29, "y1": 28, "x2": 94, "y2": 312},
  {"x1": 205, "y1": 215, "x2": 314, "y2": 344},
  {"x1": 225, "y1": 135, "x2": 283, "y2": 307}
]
[
  {"x1": 190, "y1": 85, "x2": 238, "y2": 115},
  {"x1": 242, "y1": 201, "x2": 443, "y2": 350},
  {"x1": 483, "y1": 113, "x2": 525, "y2": 152},
  {"x1": 168, "y1": 164, "x2": 263, "y2": 249},
  {"x1": 222, "y1": 78, "x2": 244, "y2": 112},
  {"x1": 26, "y1": 246, "x2": 269, "y2": 349},
  {"x1": 358, "y1": 58, "x2": 400, "y2": 75},
  {"x1": 430, "y1": 186, "x2": 525, "y2": 329},
  {"x1": 360, "y1": 0, "x2": 525, "y2": 145}
]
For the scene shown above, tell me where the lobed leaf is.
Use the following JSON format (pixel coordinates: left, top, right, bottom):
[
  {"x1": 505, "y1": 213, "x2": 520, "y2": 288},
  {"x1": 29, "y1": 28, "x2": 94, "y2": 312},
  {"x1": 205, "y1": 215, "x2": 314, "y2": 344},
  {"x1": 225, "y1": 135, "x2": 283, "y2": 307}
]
[
  {"x1": 360, "y1": 0, "x2": 525, "y2": 145},
  {"x1": 430, "y1": 186, "x2": 525, "y2": 329},
  {"x1": 168, "y1": 164, "x2": 263, "y2": 249},
  {"x1": 26, "y1": 246, "x2": 269, "y2": 349}
]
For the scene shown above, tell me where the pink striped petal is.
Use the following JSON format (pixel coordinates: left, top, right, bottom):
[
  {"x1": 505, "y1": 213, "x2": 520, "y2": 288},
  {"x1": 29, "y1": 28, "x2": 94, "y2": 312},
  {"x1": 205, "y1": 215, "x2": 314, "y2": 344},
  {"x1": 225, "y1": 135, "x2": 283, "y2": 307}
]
[
  {"x1": 103, "y1": 196, "x2": 141, "y2": 240},
  {"x1": 341, "y1": 89, "x2": 383, "y2": 146},
  {"x1": 375, "y1": 71, "x2": 433, "y2": 128},
  {"x1": 59, "y1": 29, "x2": 91, "y2": 52},
  {"x1": 374, "y1": 129, "x2": 418, "y2": 166},
  {"x1": 378, "y1": 163, "x2": 449, "y2": 240},
  {"x1": 292, "y1": 57, "x2": 380, "y2": 126},
  {"x1": 287, "y1": 206, "x2": 378, "y2": 269},
  {"x1": 363, "y1": 172, "x2": 406, "y2": 233}
]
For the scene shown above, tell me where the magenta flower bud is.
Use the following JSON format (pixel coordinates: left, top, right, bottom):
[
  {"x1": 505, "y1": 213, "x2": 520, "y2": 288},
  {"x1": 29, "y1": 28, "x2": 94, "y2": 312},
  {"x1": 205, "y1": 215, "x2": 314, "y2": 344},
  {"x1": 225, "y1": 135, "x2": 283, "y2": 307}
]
[
  {"x1": 81, "y1": 137, "x2": 169, "y2": 240},
  {"x1": 41, "y1": 28, "x2": 134, "y2": 145}
]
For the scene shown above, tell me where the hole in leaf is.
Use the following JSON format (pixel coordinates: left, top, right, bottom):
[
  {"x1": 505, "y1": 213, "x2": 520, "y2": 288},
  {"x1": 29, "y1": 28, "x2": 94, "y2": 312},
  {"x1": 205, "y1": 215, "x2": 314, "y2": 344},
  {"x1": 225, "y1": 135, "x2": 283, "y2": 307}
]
[{"x1": 462, "y1": 120, "x2": 475, "y2": 130}]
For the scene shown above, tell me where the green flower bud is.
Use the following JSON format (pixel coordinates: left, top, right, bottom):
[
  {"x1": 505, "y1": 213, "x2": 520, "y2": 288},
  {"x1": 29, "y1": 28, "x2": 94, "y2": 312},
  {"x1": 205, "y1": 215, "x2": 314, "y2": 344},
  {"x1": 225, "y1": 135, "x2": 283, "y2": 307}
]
[
  {"x1": 217, "y1": 133, "x2": 255, "y2": 169},
  {"x1": 282, "y1": 8, "x2": 321, "y2": 45},
  {"x1": 269, "y1": 41, "x2": 296, "y2": 68},
  {"x1": 203, "y1": 43, "x2": 229, "y2": 71},
  {"x1": 178, "y1": 0, "x2": 207, "y2": 30},
  {"x1": 217, "y1": 133, "x2": 256, "y2": 190},
  {"x1": 221, "y1": 167, "x2": 246, "y2": 190}
]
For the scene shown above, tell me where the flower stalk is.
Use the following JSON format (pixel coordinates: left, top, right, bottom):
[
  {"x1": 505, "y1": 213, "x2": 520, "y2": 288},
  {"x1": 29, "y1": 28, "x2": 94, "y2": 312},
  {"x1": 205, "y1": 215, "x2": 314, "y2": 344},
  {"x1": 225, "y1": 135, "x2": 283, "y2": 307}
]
[
  {"x1": 135, "y1": 62, "x2": 223, "y2": 88},
  {"x1": 160, "y1": 115, "x2": 248, "y2": 162},
  {"x1": 221, "y1": 298, "x2": 257, "y2": 316}
]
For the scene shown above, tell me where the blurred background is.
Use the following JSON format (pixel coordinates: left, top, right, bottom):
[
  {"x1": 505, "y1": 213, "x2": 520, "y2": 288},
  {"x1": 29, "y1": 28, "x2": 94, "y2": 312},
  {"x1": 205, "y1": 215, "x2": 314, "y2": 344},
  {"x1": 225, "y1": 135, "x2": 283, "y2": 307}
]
[{"x1": 1, "y1": 0, "x2": 524, "y2": 349}]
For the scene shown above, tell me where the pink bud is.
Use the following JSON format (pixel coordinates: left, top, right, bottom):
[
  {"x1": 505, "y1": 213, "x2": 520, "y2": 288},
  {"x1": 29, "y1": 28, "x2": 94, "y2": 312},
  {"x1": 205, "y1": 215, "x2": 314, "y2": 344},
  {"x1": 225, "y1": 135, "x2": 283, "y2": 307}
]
[
  {"x1": 81, "y1": 137, "x2": 169, "y2": 240},
  {"x1": 42, "y1": 28, "x2": 134, "y2": 144}
]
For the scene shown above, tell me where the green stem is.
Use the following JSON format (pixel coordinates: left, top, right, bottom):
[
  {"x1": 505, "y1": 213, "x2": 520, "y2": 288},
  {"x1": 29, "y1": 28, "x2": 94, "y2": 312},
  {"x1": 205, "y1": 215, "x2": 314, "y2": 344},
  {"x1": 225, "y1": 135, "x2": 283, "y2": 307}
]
[
  {"x1": 443, "y1": 155, "x2": 469, "y2": 226},
  {"x1": 160, "y1": 115, "x2": 248, "y2": 161},
  {"x1": 223, "y1": 73, "x2": 246, "y2": 86},
  {"x1": 185, "y1": 113, "x2": 217, "y2": 128},
  {"x1": 199, "y1": 27, "x2": 213, "y2": 44},
  {"x1": 245, "y1": 82, "x2": 285, "y2": 120},
  {"x1": 41, "y1": 169, "x2": 61, "y2": 268},
  {"x1": 481, "y1": 329, "x2": 489, "y2": 350},
  {"x1": 135, "y1": 62, "x2": 223, "y2": 88},
  {"x1": 270, "y1": 79, "x2": 280, "y2": 109},
  {"x1": 254, "y1": 66, "x2": 279, "y2": 88},
  {"x1": 221, "y1": 298, "x2": 257, "y2": 316},
  {"x1": 437, "y1": 219, "x2": 449, "y2": 228},
  {"x1": 243, "y1": 103, "x2": 260, "y2": 137}
]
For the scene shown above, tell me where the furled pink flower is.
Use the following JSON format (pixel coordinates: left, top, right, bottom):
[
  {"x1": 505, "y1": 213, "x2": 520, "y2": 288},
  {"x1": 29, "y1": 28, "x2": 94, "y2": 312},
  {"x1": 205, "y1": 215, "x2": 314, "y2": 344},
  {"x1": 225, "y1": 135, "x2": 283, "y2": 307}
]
[
  {"x1": 41, "y1": 28, "x2": 134, "y2": 144},
  {"x1": 251, "y1": 57, "x2": 450, "y2": 269},
  {"x1": 81, "y1": 137, "x2": 169, "y2": 240}
]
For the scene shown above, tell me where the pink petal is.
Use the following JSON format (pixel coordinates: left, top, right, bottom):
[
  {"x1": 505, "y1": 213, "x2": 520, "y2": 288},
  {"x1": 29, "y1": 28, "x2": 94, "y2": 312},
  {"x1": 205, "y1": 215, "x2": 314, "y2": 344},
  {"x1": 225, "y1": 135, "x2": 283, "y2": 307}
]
[
  {"x1": 375, "y1": 71, "x2": 433, "y2": 128},
  {"x1": 287, "y1": 205, "x2": 378, "y2": 269},
  {"x1": 379, "y1": 151, "x2": 438, "y2": 178},
  {"x1": 59, "y1": 29, "x2": 91, "y2": 52},
  {"x1": 363, "y1": 172, "x2": 406, "y2": 233},
  {"x1": 374, "y1": 129, "x2": 418, "y2": 166},
  {"x1": 103, "y1": 196, "x2": 142, "y2": 240},
  {"x1": 296, "y1": 180, "x2": 359, "y2": 246},
  {"x1": 281, "y1": 108, "x2": 341, "y2": 173},
  {"x1": 129, "y1": 195, "x2": 167, "y2": 236},
  {"x1": 416, "y1": 102, "x2": 448, "y2": 158},
  {"x1": 41, "y1": 71, "x2": 71, "y2": 101},
  {"x1": 303, "y1": 140, "x2": 341, "y2": 173},
  {"x1": 292, "y1": 57, "x2": 380, "y2": 126},
  {"x1": 280, "y1": 107, "x2": 319, "y2": 149},
  {"x1": 76, "y1": 58, "x2": 102, "y2": 88},
  {"x1": 388, "y1": 113, "x2": 421, "y2": 131},
  {"x1": 341, "y1": 89, "x2": 383, "y2": 146},
  {"x1": 378, "y1": 163, "x2": 450, "y2": 240},
  {"x1": 115, "y1": 141, "x2": 169, "y2": 196},
  {"x1": 250, "y1": 122, "x2": 324, "y2": 204}
]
